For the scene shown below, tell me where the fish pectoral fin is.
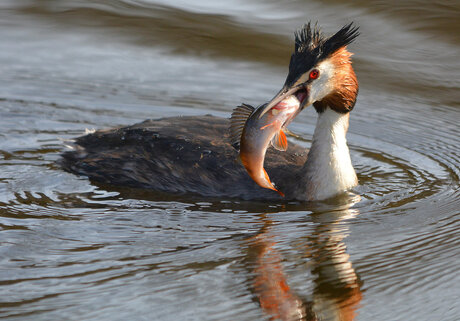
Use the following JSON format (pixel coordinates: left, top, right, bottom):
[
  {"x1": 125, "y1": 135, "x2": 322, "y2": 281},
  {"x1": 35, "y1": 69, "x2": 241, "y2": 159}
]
[
  {"x1": 229, "y1": 103, "x2": 255, "y2": 150},
  {"x1": 270, "y1": 130, "x2": 288, "y2": 151}
]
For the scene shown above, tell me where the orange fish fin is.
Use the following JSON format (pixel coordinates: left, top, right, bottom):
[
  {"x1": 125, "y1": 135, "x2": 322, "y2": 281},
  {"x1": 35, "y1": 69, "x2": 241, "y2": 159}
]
[
  {"x1": 263, "y1": 168, "x2": 285, "y2": 197},
  {"x1": 270, "y1": 130, "x2": 288, "y2": 151},
  {"x1": 260, "y1": 122, "x2": 275, "y2": 130},
  {"x1": 229, "y1": 103, "x2": 255, "y2": 150}
]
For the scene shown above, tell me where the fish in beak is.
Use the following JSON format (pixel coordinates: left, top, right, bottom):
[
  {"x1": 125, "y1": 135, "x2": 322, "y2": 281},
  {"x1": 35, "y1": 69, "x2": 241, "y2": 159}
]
[
  {"x1": 229, "y1": 95, "x2": 303, "y2": 196},
  {"x1": 258, "y1": 85, "x2": 310, "y2": 119}
]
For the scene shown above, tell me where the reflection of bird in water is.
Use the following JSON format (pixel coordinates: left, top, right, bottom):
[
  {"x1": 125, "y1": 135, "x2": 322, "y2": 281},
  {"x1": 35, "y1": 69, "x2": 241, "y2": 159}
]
[
  {"x1": 61, "y1": 23, "x2": 359, "y2": 201},
  {"x1": 247, "y1": 205, "x2": 362, "y2": 321}
]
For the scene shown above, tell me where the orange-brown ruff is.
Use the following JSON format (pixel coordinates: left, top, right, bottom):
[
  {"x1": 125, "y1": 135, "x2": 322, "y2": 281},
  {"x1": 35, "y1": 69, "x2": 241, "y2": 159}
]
[{"x1": 313, "y1": 47, "x2": 358, "y2": 114}]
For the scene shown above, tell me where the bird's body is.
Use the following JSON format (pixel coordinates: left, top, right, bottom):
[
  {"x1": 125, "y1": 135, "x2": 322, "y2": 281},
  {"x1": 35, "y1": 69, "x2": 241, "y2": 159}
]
[
  {"x1": 61, "y1": 22, "x2": 360, "y2": 201},
  {"x1": 61, "y1": 115, "x2": 307, "y2": 200}
]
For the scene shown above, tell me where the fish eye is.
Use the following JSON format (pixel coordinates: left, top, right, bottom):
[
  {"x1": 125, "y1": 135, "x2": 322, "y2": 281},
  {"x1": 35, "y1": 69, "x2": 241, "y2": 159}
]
[{"x1": 309, "y1": 69, "x2": 320, "y2": 80}]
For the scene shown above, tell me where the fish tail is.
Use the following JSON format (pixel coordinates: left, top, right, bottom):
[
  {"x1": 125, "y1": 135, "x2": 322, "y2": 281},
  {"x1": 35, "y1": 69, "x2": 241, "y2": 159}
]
[{"x1": 263, "y1": 168, "x2": 285, "y2": 197}]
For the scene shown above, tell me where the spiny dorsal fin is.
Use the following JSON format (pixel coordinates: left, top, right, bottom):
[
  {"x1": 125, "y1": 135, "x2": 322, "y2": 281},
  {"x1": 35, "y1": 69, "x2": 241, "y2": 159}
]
[
  {"x1": 229, "y1": 103, "x2": 255, "y2": 150},
  {"x1": 271, "y1": 130, "x2": 288, "y2": 151}
]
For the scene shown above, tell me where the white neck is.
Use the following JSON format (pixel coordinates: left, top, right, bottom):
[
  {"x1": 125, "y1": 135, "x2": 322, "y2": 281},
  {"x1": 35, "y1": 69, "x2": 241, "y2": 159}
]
[{"x1": 295, "y1": 108, "x2": 357, "y2": 201}]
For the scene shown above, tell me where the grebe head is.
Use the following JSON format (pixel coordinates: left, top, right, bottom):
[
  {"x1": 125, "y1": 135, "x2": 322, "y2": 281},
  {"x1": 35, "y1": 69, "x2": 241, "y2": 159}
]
[{"x1": 259, "y1": 22, "x2": 359, "y2": 117}]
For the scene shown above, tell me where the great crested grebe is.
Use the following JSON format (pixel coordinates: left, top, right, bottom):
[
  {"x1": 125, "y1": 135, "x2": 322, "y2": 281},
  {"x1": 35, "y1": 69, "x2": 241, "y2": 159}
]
[{"x1": 61, "y1": 23, "x2": 360, "y2": 201}]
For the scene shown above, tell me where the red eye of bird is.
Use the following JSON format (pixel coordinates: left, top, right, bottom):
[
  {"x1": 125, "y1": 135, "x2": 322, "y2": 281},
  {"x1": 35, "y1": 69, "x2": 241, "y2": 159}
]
[{"x1": 309, "y1": 69, "x2": 320, "y2": 80}]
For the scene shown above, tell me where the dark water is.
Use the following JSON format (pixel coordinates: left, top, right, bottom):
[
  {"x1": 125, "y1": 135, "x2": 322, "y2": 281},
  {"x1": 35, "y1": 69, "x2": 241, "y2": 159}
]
[{"x1": 1, "y1": 0, "x2": 459, "y2": 320}]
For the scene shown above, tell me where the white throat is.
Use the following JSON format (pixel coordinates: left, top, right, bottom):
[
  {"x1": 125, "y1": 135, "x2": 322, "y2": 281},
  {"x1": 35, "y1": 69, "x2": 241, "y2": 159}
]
[{"x1": 296, "y1": 107, "x2": 357, "y2": 201}]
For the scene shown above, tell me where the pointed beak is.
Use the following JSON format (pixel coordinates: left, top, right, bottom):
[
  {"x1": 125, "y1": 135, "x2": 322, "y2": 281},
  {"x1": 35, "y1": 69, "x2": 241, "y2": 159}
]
[{"x1": 258, "y1": 85, "x2": 309, "y2": 118}]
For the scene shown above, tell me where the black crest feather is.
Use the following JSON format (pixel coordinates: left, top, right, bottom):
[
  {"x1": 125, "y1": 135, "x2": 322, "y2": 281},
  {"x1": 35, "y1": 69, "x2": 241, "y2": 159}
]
[
  {"x1": 285, "y1": 22, "x2": 359, "y2": 86},
  {"x1": 294, "y1": 22, "x2": 324, "y2": 53},
  {"x1": 321, "y1": 22, "x2": 360, "y2": 57}
]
